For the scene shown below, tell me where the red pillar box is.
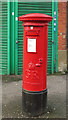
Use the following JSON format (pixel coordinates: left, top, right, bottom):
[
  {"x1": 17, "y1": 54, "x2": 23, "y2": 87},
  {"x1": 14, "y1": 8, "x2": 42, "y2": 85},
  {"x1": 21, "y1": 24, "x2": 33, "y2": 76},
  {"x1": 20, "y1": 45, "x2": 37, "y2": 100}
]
[{"x1": 19, "y1": 13, "x2": 53, "y2": 116}]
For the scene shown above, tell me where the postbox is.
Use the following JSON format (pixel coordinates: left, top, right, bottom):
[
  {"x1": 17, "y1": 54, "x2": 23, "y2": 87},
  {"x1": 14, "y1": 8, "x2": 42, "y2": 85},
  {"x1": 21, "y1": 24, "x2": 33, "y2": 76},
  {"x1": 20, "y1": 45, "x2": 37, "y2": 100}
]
[{"x1": 19, "y1": 13, "x2": 53, "y2": 116}]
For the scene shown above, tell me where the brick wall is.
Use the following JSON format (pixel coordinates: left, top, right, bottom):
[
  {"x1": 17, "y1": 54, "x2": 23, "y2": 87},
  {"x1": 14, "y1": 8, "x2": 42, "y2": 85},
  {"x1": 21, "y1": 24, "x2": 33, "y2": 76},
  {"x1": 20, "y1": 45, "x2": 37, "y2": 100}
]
[
  {"x1": 58, "y1": 2, "x2": 67, "y2": 50},
  {"x1": 58, "y1": 2, "x2": 67, "y2": 72}
]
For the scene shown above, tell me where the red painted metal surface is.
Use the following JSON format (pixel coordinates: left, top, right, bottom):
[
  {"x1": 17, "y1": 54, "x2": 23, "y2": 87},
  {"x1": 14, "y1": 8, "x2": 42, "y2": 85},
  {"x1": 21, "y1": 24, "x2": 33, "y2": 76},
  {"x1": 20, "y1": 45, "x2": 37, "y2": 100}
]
[{"x1": 19, "y1": 13, "x2": 53, "y2": 91}]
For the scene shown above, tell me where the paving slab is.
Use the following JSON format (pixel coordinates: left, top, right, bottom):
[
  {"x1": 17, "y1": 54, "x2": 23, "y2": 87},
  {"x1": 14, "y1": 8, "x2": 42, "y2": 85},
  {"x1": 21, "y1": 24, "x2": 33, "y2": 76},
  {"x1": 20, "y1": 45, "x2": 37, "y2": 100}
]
[{"x1": 2, "y1": 75, "x2": 66, "y2": 118}]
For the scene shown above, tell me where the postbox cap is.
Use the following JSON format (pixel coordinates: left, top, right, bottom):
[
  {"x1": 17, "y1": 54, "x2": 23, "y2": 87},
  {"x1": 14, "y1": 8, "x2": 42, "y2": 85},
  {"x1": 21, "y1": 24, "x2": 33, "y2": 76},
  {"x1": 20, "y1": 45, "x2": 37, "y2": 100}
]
[{"x1": 19, "y1": 13, "x2": 53, "y2": 23}]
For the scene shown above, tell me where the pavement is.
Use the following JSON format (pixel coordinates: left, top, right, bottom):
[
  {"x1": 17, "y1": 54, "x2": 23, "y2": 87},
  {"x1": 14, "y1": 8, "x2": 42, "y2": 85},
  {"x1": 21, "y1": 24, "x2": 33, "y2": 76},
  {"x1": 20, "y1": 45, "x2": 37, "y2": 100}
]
[{"x1": 2, "y1": 75, "x2": 66, "y2": 118}]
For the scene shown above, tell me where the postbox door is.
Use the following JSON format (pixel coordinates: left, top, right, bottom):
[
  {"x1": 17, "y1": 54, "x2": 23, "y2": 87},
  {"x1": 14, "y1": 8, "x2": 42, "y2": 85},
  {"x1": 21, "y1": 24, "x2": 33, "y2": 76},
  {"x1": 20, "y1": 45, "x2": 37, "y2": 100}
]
[{"x1": 23, "y1": 25, "x2": 48, "y2": 91}]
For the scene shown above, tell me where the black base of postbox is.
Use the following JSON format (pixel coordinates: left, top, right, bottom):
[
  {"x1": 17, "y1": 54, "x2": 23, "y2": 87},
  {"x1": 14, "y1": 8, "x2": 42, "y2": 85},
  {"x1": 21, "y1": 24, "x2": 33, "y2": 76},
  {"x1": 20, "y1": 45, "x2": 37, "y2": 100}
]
[{"x1": 22, "y1": 89, "x2": 47, "y2": 117}]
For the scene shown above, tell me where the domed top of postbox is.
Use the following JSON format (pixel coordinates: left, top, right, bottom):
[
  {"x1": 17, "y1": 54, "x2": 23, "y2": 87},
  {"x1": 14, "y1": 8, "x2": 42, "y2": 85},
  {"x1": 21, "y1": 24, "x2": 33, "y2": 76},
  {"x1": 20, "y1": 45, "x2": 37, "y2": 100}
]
[{"x1": 19, "y1": 13, "x2": 53, "y2": 23}]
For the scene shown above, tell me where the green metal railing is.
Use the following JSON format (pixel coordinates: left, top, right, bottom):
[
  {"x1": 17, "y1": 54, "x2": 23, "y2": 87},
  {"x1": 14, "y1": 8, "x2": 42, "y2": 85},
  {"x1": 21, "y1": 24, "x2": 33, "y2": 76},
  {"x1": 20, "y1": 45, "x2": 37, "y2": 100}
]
[
  {"x1": 54, "y1": 0, "x2": 58, "y2": 72},
  {"x1": 1, "y1": 2, "x2": 8, "y2": 75},
  {"x1": 10, "y1": 1, "x2": 15, "y2": 74},
  {"x1": 52, "y1": 0, "x2": 54, "y2": 73},
  {"x1": 14, "y1": 1, "x2": 18, "y2": 75},
  {"x1": 7, "y1": 1, "x2": 10, "y2": 75},
  {"x1": 52, "y1": 0, "x2": 58, "y2": 73}
]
